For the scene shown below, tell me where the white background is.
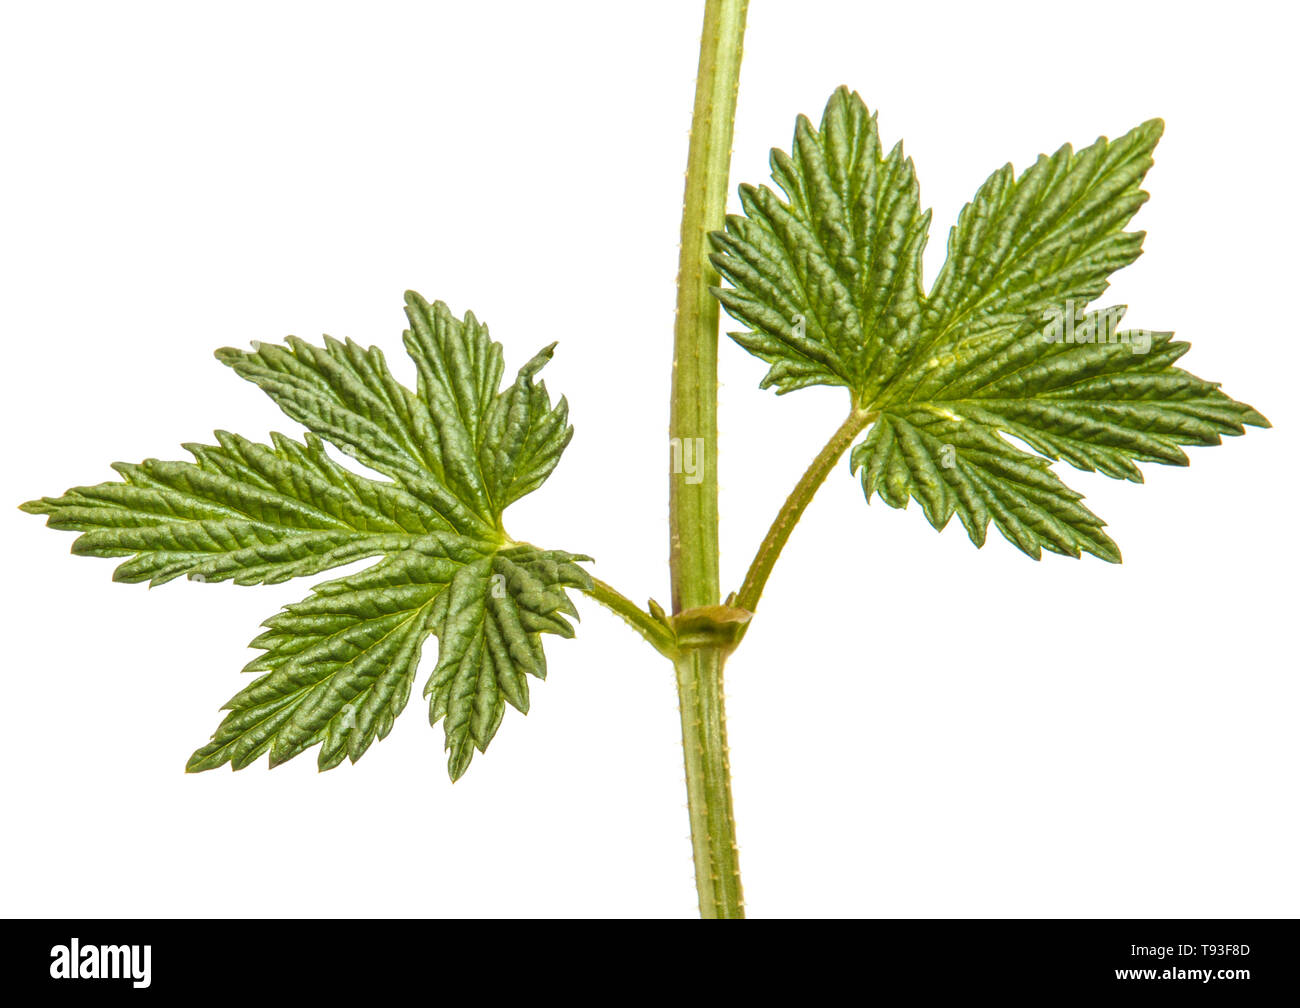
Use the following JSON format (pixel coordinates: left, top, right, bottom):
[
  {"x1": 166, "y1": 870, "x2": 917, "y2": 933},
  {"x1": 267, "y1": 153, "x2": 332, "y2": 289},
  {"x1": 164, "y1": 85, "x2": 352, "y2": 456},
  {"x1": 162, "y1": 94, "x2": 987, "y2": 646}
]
[{"x1": 2, "y1": 0, "x2": 1296, "y2": 919}]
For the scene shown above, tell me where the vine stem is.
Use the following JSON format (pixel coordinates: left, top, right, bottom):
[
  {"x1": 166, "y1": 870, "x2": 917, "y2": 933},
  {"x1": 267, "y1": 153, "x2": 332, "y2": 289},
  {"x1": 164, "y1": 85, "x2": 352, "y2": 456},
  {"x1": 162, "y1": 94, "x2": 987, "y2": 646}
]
[
  {"x1": 669, "y1": 0, "x2": 748, "y2": 919},
  {"x1": 675, "y1": 645, "x2": 743, "y2": 918}
]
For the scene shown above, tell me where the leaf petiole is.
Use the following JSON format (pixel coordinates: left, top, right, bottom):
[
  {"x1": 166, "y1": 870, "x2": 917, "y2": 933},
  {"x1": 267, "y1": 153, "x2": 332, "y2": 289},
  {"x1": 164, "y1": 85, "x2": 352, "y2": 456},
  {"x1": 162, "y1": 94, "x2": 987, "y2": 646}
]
[
  {"x1": 581, "y1": 577, "x2": 678, "y2": 658},
  {"x1": 735, "y1": 406, "x2": 875, "y2": 614}
]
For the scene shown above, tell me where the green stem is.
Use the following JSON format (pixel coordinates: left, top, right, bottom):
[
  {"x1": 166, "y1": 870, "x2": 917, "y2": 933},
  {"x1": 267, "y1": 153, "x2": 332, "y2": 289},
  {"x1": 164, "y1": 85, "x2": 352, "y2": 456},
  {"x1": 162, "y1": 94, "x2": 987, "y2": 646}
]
[
  {"x1": 735, "y1": 407, "x2": 874, "y2": 613},
  {"x1": 581, "y1": 577, "x2": 677, "y2": 658},
  {"x1": 670, "y1": 0, "x2": 746, "y2": 614},
  {"x1": 669, "y1": 0, "x2": 748, "y2": 919},
  {"x1": 675, "y1": 646, "x2": 744, "y2": 918}
]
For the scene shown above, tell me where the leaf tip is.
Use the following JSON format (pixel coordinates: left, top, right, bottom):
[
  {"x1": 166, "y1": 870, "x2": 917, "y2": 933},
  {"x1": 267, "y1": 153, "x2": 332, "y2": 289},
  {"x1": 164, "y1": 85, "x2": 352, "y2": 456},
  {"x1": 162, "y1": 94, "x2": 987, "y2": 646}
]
[
  {"x1": 1095, "y1": 543, "x2": 1123, "y2": 565},
  {"x1": 1242, "y1": 406, "x2": 1271, "y2": 429},
  {"x1": 447, "y1": 748, "x2": 472, "y2": 783},
  {"x1": 185, "y1": 749, "x2": 215, "y2": 773}
]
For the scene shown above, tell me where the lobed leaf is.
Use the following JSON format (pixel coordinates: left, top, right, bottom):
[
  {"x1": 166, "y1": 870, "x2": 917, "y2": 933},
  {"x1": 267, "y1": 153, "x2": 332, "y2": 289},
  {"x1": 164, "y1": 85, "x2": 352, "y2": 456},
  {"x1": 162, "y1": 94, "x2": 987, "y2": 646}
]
[
  {"x1": 712, "y1": 89, "x2": 1268, "y2": 561},
  {"x1": 24, "y1": 294, "x2": 590, "y2": 778}
]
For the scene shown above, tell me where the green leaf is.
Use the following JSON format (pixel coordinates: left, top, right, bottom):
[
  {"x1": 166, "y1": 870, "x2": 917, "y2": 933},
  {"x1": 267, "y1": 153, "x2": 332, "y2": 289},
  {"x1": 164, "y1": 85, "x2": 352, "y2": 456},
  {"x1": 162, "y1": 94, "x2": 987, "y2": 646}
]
[
  {"x1": 711, "y1": 88, "x2": 1268, "y2": 561},
  {"x1": 426, "y1": 545, "x2": 591, "y2": 780},
  {"x1": 186, "y1": 541, "x2": 459, "y2": 773},
  {"x1": 21, "y1": 430, "x2": 441, "y2": 586},
  {"x1": 851, "y1": 409, "x2": 1121, "y2": 562},
  {"x1": 23, "y1": 292, "x2": 589, "y2": 777},
  {"x1": 710, "y1": 86, "x2": 929, "y2": 399}
]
